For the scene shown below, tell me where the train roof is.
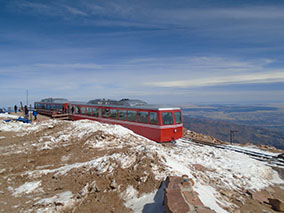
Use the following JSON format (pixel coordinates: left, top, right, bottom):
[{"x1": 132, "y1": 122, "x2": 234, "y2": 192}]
[
  {"x1": 69, "y1": 101, "x2": 181, "y2": 111},
  {"x1": 35, "y1": 98, "x2": 181, "y2": 110},
  {"x1": 39, "y1": 98, "x2": 68, "y2": 103},
  {"x1": 87, "y1": 98, "x2": 147, "y2": 106}
]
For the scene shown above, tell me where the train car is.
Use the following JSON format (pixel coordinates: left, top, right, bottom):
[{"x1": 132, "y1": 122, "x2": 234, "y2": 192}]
[
  {"x1": 68, "y1": 100, "x2": 183, "y2": 142},
  {"x1": 34, "y1": 98, "x2": 69, "y2": 117},
  {"x1": 34, "y1": 98, "x2": 183, "y2": 142}
]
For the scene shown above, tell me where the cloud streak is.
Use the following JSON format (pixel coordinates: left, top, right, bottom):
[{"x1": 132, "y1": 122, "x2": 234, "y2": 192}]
[{"x1": 145, "y1": 71, "x2": 284, "y2": 88}]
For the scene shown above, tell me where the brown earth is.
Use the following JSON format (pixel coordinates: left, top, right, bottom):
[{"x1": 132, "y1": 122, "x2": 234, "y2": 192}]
[
  {"x1": 0, "y1": 114, "x2": 283, "y2": 212},
  {"x1": 0, "y1": 117, "x2": 162, "y2": 212}
]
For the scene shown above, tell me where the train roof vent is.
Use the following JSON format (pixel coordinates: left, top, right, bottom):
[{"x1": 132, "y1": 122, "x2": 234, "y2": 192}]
[
  {"x1": 117, "y1": 99, "x2": 147, "y2": 106},
  {"x1": 40, "y1": 98, "x2": 68, "y2": 103},
  {"x1": 87, "y1": 99, "x2": 118, "y2": 105}
]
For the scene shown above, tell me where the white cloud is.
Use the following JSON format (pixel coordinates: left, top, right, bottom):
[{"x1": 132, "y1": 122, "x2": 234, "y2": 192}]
[
  {"x1": 36, "y1": 63, "x2": 102, "y2": 69},
  {"x1": 1, "y1": 54, "x2": 283, "y2": 105},
  {"x1": 64, "y1": 5, "x2": 89, "y2": 16},
  {"x1": 145, "y1": 71, "x2": 284, "y2": 88}
]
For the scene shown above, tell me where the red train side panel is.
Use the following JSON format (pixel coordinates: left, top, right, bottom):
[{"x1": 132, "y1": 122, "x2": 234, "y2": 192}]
[
  {"x1": 35, "y1": 100, "x2": 183, "y2": 143},
  {"x1": 68, "y1": 104, "x2": 182, "y2": 142}
]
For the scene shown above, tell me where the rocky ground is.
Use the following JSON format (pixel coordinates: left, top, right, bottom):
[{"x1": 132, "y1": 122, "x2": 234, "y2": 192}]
[{"x1": 0, "y1": 113, "x2": 283, "y2": 212}]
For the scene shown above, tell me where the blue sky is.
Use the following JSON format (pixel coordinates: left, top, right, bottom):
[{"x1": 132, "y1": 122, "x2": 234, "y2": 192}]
[{"x1": 1, "y1": 0, "x2": 284, "y2": 107}]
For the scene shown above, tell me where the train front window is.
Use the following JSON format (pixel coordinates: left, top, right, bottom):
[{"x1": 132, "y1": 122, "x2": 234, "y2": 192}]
[
  {"x1": 138, "y1": 111, "x2": 149, "y2": 123},
  {"x1": 118, "y1": 110, "x2": 127, "y2": 120},
  {"x1": 150, "y1": 112, "x2": 158, "y2": 124},
  {"x1": 162, "y1": 112, "x2": 173, "y2": 125},
  {"x1": 174, "y1": 111, "x2": 181, "y2": 124},
  {"x1": 128, "y1": 111, "x2": 137, "y2": 122},
  {"x1": 102, "y1": 108, "x2": 110, "y2": 118},
  {"x1": 110, "y1": 109, "x2": 117, "y2": 119}
]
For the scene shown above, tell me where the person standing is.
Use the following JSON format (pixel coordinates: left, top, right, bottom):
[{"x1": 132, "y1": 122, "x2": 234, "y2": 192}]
[
  {"x1": 14, "y1": 105, "x2": 17, "y2": 113},
  {"x1": 29, "y1": 104, "x2": 33, "y2": 120},
  {"x1": 33, "y1": 109, "x2": 38, "y2": 120},
  {"x1": 24, "y1": 105, "x2": 28, "y2": 119}
]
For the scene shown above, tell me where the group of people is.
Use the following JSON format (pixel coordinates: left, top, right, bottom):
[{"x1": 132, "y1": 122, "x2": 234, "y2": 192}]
[{"x1": 14, "y1": 104, "x2": 38, "y2": 121}]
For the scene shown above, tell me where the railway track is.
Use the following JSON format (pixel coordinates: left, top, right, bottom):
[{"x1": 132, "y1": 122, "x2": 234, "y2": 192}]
[{"x1": 179, "y1": 138, "x2": 284, "y2": 168}]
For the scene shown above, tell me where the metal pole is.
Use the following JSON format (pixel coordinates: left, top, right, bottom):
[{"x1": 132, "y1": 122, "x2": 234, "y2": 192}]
[
  {"x1": 230, "y1": 130, "x2": 238, "y2": 143},
  {"x1": 26, "y1": 90, "x2": 28, "y2": 106}
]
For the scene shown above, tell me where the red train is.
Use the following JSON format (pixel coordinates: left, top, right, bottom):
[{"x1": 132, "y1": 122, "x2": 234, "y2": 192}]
[{"x1": 34, "y1": 98, "x2": 183, "y2": 142}]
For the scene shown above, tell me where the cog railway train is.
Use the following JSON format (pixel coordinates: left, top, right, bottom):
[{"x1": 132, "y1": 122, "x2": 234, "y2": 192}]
[{"x1": 34, "y1": 98, "x2": 183, "y2": 142}]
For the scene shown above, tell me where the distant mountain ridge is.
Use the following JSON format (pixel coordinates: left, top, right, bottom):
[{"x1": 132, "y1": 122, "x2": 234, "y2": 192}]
[{"x1": 183, "y1": 115, "x2": 284, "y2": 150}]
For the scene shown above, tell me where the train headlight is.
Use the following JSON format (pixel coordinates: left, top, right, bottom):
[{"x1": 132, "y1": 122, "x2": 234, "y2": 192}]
[{"x1": 174, "y1": 129, "x2": 177, "y2": 133}]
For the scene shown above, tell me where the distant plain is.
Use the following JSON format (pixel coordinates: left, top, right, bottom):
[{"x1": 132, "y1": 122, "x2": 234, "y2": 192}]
[{"x1": 182, "y1": 103, "x2": 284, "y2": 149}]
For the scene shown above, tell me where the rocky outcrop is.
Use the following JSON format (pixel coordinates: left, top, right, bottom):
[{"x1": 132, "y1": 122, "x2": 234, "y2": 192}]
[
  {"x1": 164, "y1": 175, "x2": 284, "y2": 213},
  {"x1": 183, "y1": 129, "x2": 225, "y2": 145},
  {"x1": 269, "y1": 198, "x2": 284, "y2": 212},
  {"x1": 164, "y1": 176, "x2": 215, "y2": 213}
]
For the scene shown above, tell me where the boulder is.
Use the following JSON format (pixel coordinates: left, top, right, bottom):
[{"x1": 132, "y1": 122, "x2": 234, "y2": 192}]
[{"x1": 269, "y1": 198, "x2": 284, "y2": 212}]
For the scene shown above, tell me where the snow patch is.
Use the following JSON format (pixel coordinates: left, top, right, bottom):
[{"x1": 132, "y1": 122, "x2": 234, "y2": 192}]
[
  {"x1": 35, "y1": 191, "x2": 74, "y2": 210},
  {"x1": 226, "y1": 144, "x2": 280, "y2": 157},
  {"x1": 24, "y1": 154, "x2": 120, "y2": 178},
  {"x1": 194, "y1": 184, "x2": 227, "y2": 213},
  {"x1": 0, "y1": 113, "x2": 18, "y2": 119},
  {"x1": 12, "y1": 181, "x2": 41, "y2": 196},
  {"x1": 70, "y1": 120, "x2": 138, "y2": 140},
  {"x1": 124, "y1": 182, "x2": 165, "y2": 213}
]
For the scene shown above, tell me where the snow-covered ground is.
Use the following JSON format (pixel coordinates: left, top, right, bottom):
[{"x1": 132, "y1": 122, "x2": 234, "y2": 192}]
[
  {"x1": 225, "y1": 144, "x2": 280, "y2": 157},
  {"x1": 0, "y1": 113, "x2": 18, "y2": 119},
  {"x1": 0, "y1": 119, "x2": 283, "y2": 212}
]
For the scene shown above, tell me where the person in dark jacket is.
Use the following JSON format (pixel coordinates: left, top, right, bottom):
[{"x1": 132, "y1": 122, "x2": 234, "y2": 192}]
[
  {"x1": 14, "y1": 105, "x2": 18, "y2": 113},
  {"x1": 24, "y1": 105, "x2": 28, "y2": 119}
]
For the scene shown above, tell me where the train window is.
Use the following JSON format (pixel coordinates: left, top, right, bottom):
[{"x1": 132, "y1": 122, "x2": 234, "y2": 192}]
[
  {"x1": 138, "y1": 111, "x2": 149, "y2": 123},
  {"x1": 81, "y1": 107, "x2": 86, "y2": 114},
  {"x1": 92, "y1": 108, "x2": 99, "y2": 117},
  {"x1": 110, "y1": 109, "x2": 117, "y2": 119},
  {"x1": 118, "y1": 110, "x2": 127, "y2": 120},
  {"x1": 128, "y1": 111, "x2": 137, "y2": 122},
  {"x1": 150, "y1": 112, "x2": 158, "y2": 124},
  {"x1": 86, "y1": 107, "x2": 92, "y2": 116},
  {"x1": 75, "y1": 106, "x2": 81, "y2": 114},
  {"x1": 102, "y1": 108, "x2": 110, "y2": 118},
  {"x1": 174, "y1": 112, "x2": 181, "y2": 124},
  {"x1": 162, "y1": 112, "x2": 173, "y2": 125}
]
